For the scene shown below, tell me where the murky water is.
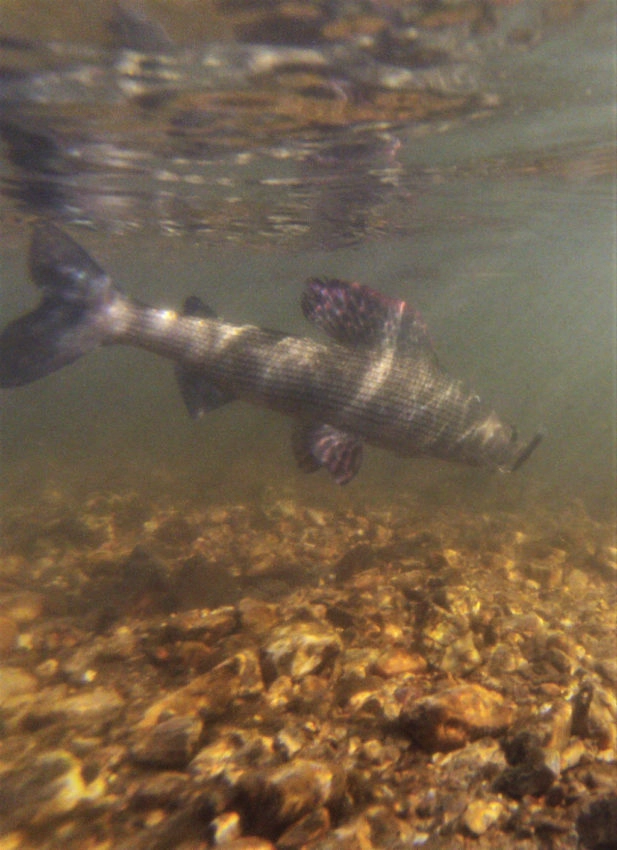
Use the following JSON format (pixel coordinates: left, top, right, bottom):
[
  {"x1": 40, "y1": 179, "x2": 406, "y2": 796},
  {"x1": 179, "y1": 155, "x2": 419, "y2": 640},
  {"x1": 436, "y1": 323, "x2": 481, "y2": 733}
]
[
  {"x1": 0, "y1": 5, "x2": 616, "y2": 848},
  {"x1": 0, "y1": 0, "x2": 615, "y2": 518}
]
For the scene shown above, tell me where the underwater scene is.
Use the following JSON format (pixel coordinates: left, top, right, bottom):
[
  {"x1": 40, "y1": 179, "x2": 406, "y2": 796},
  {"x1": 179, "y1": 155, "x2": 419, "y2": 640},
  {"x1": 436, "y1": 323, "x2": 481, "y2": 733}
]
[{"x1": 0, "y1": 1, "x2": 615, "y2": 848}]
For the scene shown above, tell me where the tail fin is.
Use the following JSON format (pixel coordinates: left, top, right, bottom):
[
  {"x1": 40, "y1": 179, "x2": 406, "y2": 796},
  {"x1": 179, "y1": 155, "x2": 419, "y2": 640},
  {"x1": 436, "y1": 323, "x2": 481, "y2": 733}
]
[{"x1": 0, "y1": 224, "x2": 117, "y2": 387}]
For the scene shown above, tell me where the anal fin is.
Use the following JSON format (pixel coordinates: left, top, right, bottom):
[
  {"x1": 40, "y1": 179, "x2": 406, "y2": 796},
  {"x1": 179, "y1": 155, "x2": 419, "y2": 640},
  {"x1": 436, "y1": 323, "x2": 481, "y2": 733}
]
[
  {"x1": 292, "y1": 423, "x2": 363, "y2": 485},
  {"x1": 175, "y1": 369, "x2": 235, "y2": 418}
]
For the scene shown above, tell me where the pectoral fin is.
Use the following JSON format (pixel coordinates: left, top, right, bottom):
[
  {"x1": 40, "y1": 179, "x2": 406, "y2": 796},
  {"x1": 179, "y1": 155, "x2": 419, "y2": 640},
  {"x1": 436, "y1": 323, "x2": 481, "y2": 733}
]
[{"x1": 292, "y1": 422, "x2": 363, "y2": 485}]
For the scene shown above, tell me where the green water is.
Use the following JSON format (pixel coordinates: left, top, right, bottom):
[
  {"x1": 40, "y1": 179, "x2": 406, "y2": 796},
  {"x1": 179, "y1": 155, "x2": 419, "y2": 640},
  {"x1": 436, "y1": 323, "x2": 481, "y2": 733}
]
[{"x1": 0, "y1": 0, "x2": 615, "y2": 520}]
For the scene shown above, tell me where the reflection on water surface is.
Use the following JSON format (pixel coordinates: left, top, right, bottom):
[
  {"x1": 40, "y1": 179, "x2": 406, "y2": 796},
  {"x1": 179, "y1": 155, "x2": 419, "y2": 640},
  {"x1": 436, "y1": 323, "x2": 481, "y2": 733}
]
[{"x1": 0, "y1": 0, "x2": 611, "y2": 245}]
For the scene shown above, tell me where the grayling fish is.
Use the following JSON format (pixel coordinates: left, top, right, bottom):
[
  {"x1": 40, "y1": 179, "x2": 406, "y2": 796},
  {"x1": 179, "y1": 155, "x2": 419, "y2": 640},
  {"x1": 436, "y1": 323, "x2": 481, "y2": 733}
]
[{"x1": 0, "y1": 224, "x2": 542, "y2": 483}]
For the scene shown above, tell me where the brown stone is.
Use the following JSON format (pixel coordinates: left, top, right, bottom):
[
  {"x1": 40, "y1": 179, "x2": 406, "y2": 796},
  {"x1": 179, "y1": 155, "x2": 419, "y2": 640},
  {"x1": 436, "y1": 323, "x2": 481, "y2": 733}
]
[
  {"x1": 130, "y1": 715, "x2": 203, "y2": 769},
  {"x1": 276, "y1": 806, "x2": 331, "y2": 849},
  {"x1": 261, "y1": 621, "x2": 342, "y2": 682},
  {"x1": 0, "y1": 591, "x2": 44, "y2": 623},
  {"x1": 238, "y1": 760, "x2": 345, "y2": 836},
  {"x1": 140, "y1": 650, "x2": 264, "y2": 728},
  {"x1": 399, "y1": 684, "x2": 515, "y2": 752},
  {"x1": 372, "y1": 648, "x2": 428, "y2": 678}
]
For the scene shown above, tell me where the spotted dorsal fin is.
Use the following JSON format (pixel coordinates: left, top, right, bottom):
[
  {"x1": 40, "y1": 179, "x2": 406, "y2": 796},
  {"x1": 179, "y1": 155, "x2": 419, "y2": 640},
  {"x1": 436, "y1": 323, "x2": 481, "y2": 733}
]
[{"x1": 301, "y1": 278, "x2": 435, "y2": 358}]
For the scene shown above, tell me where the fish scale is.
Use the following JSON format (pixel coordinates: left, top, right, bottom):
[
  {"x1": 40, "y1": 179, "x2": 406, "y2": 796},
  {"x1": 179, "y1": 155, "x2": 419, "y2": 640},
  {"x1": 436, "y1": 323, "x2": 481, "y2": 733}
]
[{"x1": 112, "y1": 302, "x2": 464, "y2": 455}]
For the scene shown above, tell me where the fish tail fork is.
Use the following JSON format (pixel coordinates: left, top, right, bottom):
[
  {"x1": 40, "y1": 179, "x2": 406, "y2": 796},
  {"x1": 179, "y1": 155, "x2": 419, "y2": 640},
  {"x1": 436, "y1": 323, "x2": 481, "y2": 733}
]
[{"x1": 0, "y1": 223, "x2": 119, "y2": 387}]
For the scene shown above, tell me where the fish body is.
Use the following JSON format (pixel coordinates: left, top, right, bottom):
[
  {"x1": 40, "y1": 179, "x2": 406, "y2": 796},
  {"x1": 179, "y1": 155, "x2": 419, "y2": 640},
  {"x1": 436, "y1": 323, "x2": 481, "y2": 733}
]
[{"x1": 0, "y1": 225, "x2": 541, "y2": 483}]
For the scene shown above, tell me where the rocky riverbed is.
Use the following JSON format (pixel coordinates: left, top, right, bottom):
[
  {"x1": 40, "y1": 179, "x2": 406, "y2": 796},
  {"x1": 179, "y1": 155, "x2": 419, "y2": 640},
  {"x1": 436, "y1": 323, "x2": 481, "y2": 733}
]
[{"x1": 0, "y1": 490, "x2": 615, "y2": 849}]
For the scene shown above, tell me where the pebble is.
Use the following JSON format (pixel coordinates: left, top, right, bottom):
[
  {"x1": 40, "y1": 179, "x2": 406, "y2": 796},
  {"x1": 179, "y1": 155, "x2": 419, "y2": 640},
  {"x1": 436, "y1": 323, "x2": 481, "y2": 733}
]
[
  {"x1": 210, "y1": 811, "x2": 243, "y2": 845},
  {"x1": 130, "y1": 715, "x2": 203, "y2": 768},
  {"x1": 372, "y1": 648, "x2": 428, "y2": 677},
  {"x1": 189, "y1": 728, "x2": 275, "y2": 788},
  {"x1": 493, "y1": 761, "x2": 556, "y2": 800},
  {"x1": 129, "y1": 772, "x2": 189, "y2": 811},
  {"x1": 261, "y1": 621, "x2": 343, "y2": 682},
  {"x1": 0, "y1": 832, "x2": 26, "y2": 850},
  {"x1": 462, "y1": 799, "x2": 505, "y2": 835},
  {"x1": 576, "y1": 794, "x2": 617, "y2": 850},
  {"x1": 494, "y1": 701, "x2": 579, "y2": 800},
  {"x1": 0, "y1": 591, "x2": 44, "y2": 623},
  {"x1": 276, "y1": 806, "x2": 331, "y2": 848},
  {"x1": 346, "y1": 678, "x2": 405, "y2": 723},
  {"x1": 580, "y1": 682, "x2": 617, "y2": 757},
  {"x1": 487, "y1": 643, "x2": 526, "y2": 675},
  {"x1": 140, "y1": 649, "x2": 264, "y2": 727},
  {"x1": 399, "y1": 683, "x2": 514, "y2": 752},
  {"x1": 440, "y1": 631, "x2": 482, "y2": 674},
  {"x1": 567, "y1": 568, "x2": 590, "y2": 594},
  {"x1": 24, "y1": 685, "x2": 125, "y2": 734},
  {"x1": 340, "y1": 646, "x2": 382, "y2": 679},
  {"x1": 0, "y1": 487, "x2": 614, "y2": 849},
  {"x1": 238, "y1": 598, "x2": 280, "y2": 636},
  {"x1": 0, "y1": 750, "x2": 106, "y2": 830},
  {"x1": 237, "y1": 760, "x2": 345, "y2": 836}
]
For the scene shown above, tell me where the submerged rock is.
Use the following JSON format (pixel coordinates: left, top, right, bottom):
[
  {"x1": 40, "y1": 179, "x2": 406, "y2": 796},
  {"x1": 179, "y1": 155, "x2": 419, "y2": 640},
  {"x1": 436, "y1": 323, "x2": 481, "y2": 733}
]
[
  {"x1": 19, "y1": 685, "x2": 125, "y2": 735},
  {"x1": 130, "y1": 715, "x2": 203, "y2": 769},
  {"x1": 0, "y1": 750, "x2": 106, "y2": 830},
  {"x1": 140, "y1": 649, "x2": 264, "y2": 727},
  {"x1": 577, "y1": 794, "x2": 617, "y2": 850},
  {"x1": 399, "y1": 683, "x2": 514, "y2": 752},
  {"x1": 461, "y1": 798, "x2": 506, "y2": 836},
  {"x1": 276, "y1": 806, "x2": 331, "y2": 848},
  {"x1": 236, "y1": 760, "x2": 346, "y2": 837},
  {"x1": 261, "y1": 621, "x2": 342, "y2": 682},
  {"x1": 0, "y1": 489, "x2": 614, "y2": 848}
]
